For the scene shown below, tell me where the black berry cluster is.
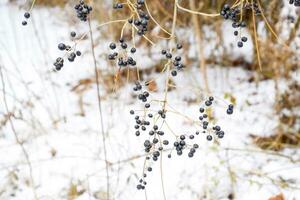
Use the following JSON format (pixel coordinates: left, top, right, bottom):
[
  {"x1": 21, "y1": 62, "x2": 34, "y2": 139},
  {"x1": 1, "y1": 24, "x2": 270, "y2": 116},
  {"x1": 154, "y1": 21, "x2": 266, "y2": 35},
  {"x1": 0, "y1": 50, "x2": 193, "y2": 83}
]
[
  {"x1": 74, "y1": 0, "x2": 92, "y2": 22},
  {"x1": 53, "y1": 31, "x2": 82, "y2": 71},
  {"x1": 133, "y1": 82, "x2": 150, "y2": 105},
  {"x1": 134, "y1": 1, "x2": 150, "y2": 36},
  {"x1": 161, "y1": 43, "x2": 184, "y2": 77},
  {"x1": 220, "y1": 3, "x2": 261, "y2": 48},
  {"x1": 226, "y1": 104, "x2": 234, "y2": 115},
  {"x1": 130, "y1": 92, "x2": 234, "y2": 190},
  {"x1": 198, "y1": 96, "x2": 229, "y2": 140},
  {"x1": 243, "y1": 2, "x2": 261, "y2": 14},
  {"x1": 124, "y1": 0, "x2": 149, "y2": 36},
  {"x1": 112, "y1": 0, "x2": 149, "y2": 36},
  {"x1": 22, "y1": 12, "x2": 30, "y2": 26},
  {"x1": 130, "y1": 110, "x2": 152, "y2": 137},
  {"x1": 289, "y1": 0, "x2": 300, "y2": 6},
  {"x1": 132, "y1": 10, "x2": 150, "y2": 36},
  {"x1": 108, "y1": 39, "x2": 137, "y2": 67}
]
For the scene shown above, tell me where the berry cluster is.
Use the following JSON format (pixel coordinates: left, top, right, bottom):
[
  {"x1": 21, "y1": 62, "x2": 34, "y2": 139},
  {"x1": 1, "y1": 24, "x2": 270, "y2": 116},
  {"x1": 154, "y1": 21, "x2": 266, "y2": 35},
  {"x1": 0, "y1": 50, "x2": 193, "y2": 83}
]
[
  {"x1": 243, "y1": 2, "x2": 261, "y2": 14},
  {"x1": 226, "y1": 104, "x2": 234, "y2": 115},
  {"x1": 74, "y1": 0, "x2": 92, "y2": 22},
  {"x1": 130, "y1": 90, "x2": 234, "y2": 189},
  {"x1": 108, "y1": 39, "x2": 137, "y2": 67},
  {"x1": 53, "y1": 31, "x2": 82, "y2": 71},
  {"x1": 289, "y1": 0, "x2": 300, "y2": 6},
  {"x1": 113, "y1": 1, "x2": 149, "y2": 36},
  {"x1": 131, "y1": 10, "x2": 150, "y2": 36},
  {"x1": 22, "y1": 12, "x2": 30, "y2": 26},
  {"x1": 161, "y1": 44, "x2": 184, "y2": 77},
  {"x1": 133, "y1": 82, "x2": 150, "y2": 105},
  {"x1": 220, "y1": 3, "x2": 261, "y2": 48},
  {"x1": 198, "y1": 97, "x2": 229, "y2": 140},
  {"x1": 134, "y1": 1, "x2": 150, "y2": 36}
]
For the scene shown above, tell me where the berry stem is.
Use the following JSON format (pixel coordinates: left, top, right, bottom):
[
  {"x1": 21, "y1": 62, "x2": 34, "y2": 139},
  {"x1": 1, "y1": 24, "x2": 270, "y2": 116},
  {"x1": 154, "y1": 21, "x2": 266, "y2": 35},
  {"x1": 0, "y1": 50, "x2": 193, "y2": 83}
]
[
  {"x1": 162, "y1": 0, "x2": 178, "y2": 110},
  {"x1": 251, "y1": 0, "x2": 262, "y2": 71}
]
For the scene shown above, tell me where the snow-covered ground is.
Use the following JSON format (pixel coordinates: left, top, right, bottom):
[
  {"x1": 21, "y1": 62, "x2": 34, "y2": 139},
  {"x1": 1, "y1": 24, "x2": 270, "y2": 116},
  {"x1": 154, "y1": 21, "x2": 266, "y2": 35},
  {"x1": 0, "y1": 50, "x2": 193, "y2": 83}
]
[{"x1": 0, "y1": 2, "x2": 300, "y2": 200}]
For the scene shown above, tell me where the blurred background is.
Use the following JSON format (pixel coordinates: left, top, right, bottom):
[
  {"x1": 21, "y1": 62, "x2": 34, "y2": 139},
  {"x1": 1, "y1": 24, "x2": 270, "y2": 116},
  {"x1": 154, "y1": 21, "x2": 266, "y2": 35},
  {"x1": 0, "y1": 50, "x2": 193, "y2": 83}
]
[{"x1": 0, "y1": 0, "x2": 300, "y2": 199}]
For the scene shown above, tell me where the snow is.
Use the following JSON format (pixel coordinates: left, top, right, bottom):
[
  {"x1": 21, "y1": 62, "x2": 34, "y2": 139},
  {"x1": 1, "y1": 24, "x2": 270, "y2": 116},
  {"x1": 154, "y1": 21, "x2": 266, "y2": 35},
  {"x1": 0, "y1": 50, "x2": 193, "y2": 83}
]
[{"x1": 0, "y1": 2, "x2": 300, "y2": 200}]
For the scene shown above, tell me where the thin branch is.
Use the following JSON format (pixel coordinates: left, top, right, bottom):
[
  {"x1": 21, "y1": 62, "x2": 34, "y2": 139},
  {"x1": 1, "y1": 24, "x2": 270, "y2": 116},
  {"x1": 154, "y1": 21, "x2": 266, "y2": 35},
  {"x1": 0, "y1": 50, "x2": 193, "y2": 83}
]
[
  {"x1": 88, "y1": 18, "x2": 110, "y2": 200},
  {"x1": 0, "y1": 64, "x2": 38, "y2": 200},
  {"x1": 251, "y1": 0, "x2": 262, "y2": 71},
  {"x1": 189, "y1": 0, "x2": 210, "y2": 93},
  {"x1": 257, "y1": 0, "x2": 289, "y2": 49},
  {"x1": 176, "y1": 1, "x2": 220, "y2": 17}
]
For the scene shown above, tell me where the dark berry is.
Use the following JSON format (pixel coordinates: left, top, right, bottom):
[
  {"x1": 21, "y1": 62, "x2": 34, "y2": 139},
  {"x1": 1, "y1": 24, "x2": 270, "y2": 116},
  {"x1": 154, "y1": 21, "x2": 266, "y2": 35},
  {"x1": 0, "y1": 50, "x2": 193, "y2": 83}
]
[
  {"x1": 206, "y1": 135, "x2": 213, "y2": 141},
  {"x1": 176, "y1": 44, "x2": 182, "y2": 49},
  {"x1": 227, "y1": 109, "x2": 233, "y2": 115},
  {"x1": 76, "y1": 51, "x2": 82, "y2": 56},
  {"x1": 241, "y1": 36, "x2": 248, "y2": 42},
  {"x1": 109, "y1": 43, "x2": 116, "y2": 50},
  {"x1": 131, "y1": 47, "x2": 136, "y2": 53},
  {"x1": 237, "y1": 41, "x2": 243, "y2": 48},
  {"x1": 70, "y1": 31, "x2": 76, "y2": 37},
  {"x1": 121, "y1": 43, "x2": 127, "y2": 49},
  {"x1": 24, "y1": 12, "x2": 30, "y2": 19},
  {"x1": 171, "y1": 70, "x2": 177, "y2": 76},
  {"x1": 205, "y1": 101, "x2": 212, "y2": 106},
  {"x1": 58, "y1": 43, "x2": 66, "y2": 51},
  {"x1": 166, "y1": 52, "x2": 172, "y2": 59}
]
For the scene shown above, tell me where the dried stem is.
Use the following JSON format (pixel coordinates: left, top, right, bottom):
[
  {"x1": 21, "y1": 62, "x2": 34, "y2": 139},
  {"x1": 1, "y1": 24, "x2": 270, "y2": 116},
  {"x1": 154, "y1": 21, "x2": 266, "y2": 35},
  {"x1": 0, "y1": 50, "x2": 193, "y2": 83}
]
[
  {"x1": 88, "y1": 18, "x2": 110, "y2": 199},
  {"x1": 189, "y1": 0, "x2": 210, "y2": 93},
  {"x1": 0, "y1": 64, "x2": 38, "y2": 200}
]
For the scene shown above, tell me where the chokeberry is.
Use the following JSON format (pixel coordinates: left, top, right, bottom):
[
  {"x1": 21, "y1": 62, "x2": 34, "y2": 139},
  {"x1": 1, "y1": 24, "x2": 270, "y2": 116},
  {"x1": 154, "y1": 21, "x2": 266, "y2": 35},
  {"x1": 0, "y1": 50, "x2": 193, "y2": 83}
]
[
  {"x1": 171, "y1": 70, "x2": 177, "y2": 76},
  {"x1": 131, "y1": 47, "x2": 136, "y2": 53},
  {"x1": 241, "y1": 36, "x2": 248, "y2": 42},
  {"x1": 109, "y1": 43, "x2": 116, "y2": 50},
  {"x1": 176, "y1": 44, "x2": 182, "y2": 49},
  {"x1": 205, "y1": 100, "x2": 212, "y2": 106},
  {"x1": 166, "y1": 52, "x2": 172, "y2": 59},
  {"x1": 70, "y1": 31, "x2": 76, "y2": 38},
  {"x1": 227, "y1": 109, "x2": 233, "y2": 115},
  {"x1": 206, "y1": 135, "x2": 213, "y2": 141},
  {"x1": 24, "y1": 12, "x2": 30, "y2": 19},
  {"x1": 58, "y1": 43, "x2": 66, "y2": 51},
  {"x1": 76, "y1": 51, "x2": 82, "y2": 56},
  {"x1": 121, "y1": 43, "x2": 127, "y2": 49},
  {"x1": 237, "y1": 41, "x2": 243, "y2": 48}
]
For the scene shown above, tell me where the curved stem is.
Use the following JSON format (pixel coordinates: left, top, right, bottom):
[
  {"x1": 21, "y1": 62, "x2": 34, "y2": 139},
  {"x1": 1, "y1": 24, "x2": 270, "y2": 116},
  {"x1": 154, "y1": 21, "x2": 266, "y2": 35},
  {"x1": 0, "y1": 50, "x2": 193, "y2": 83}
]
[{"x1": 176, "y1": 1, "x2": 220, "y2": 17}]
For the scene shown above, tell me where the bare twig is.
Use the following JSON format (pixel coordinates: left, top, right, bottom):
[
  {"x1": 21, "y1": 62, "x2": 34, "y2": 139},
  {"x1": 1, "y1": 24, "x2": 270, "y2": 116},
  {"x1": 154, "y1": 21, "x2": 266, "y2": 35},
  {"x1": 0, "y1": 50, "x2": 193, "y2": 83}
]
[
  {"x1": 0, "y1": 63, "x2": 38, "y2": 200},
  {"x1": 189, "y1": 0, "x2": 210, "y2": 93},
  {"x1": 88, "y1": 18, "x2": 110, "y2": 199}
]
